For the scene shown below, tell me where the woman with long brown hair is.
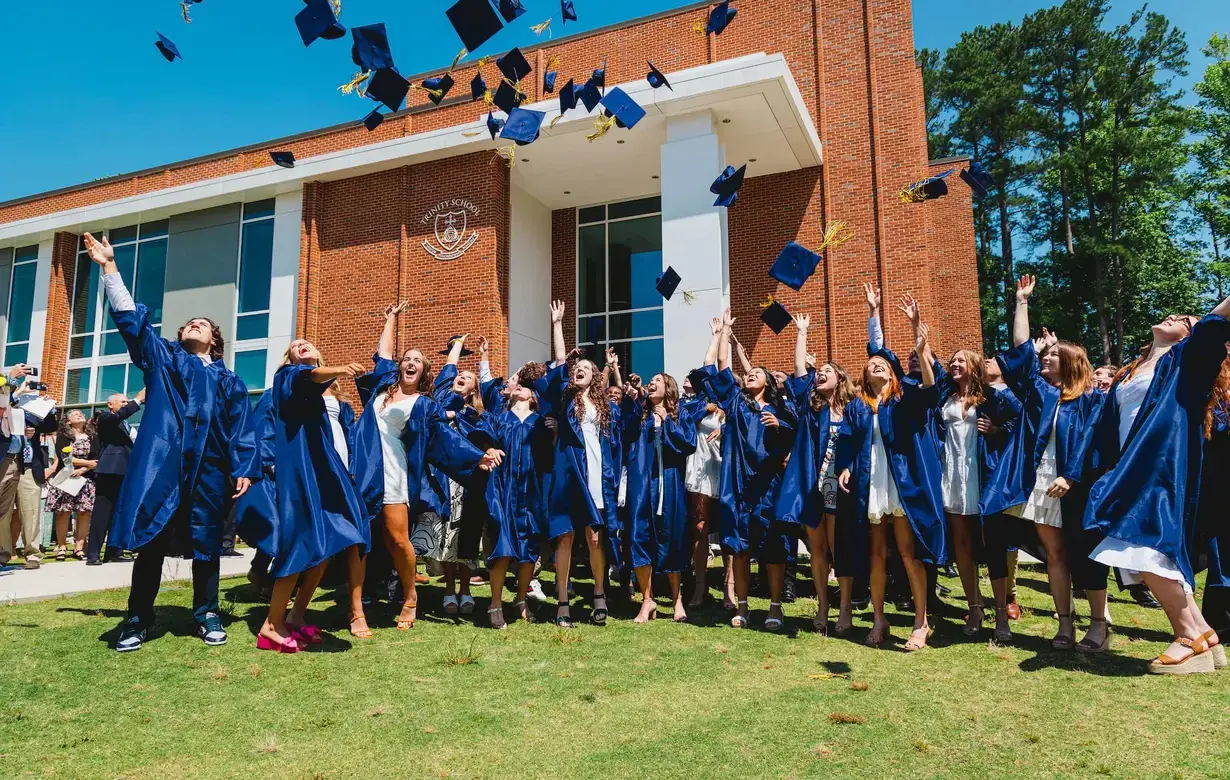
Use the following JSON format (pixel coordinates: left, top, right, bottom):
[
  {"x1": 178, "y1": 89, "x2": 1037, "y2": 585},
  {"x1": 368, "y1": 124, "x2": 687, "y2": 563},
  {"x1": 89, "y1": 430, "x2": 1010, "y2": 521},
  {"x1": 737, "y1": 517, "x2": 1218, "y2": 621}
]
[
  {"x1": 349, "y1": 303, "x2": 501, "y2": 631},
  {"x1": 684, "y1": 327, "x2": 731, "y2": 609},
  {"x1": 45, "y1": 410, "x2": 99, "y2": 561},
  {"x1": 1084, "y1": 294, "x2": 1230, "y2": 674},
  {"x1": 622, "y1": 370, "x2": 702, "y2": 623},
  {"x1": 778, "y1": 312, "x2": 859, "y2": 635},
  {"x1": 836, "y1": 287, "x2": 946, "y2": 650},
  {"x1": 982, "y1": 275, "x2": 1104, "y2": 651}
]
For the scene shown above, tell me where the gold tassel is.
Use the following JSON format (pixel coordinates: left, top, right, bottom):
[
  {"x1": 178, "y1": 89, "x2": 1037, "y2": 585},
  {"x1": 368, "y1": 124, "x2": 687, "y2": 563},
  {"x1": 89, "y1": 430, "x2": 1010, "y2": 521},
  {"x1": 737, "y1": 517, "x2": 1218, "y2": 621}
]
[
  {"x1": 898, "y1": 180, "x2": 928, "y2": 204},
  {"x1": 449, "y1": 48, "x2": 467, "y2": 73},
  {"x1": 548, "y1": 114, "x2": 564, "y2": 129},
  {"x1": 817, "y1": 220, "x2": 854, "y2": 252},
  {"x1": 531, "y1": 18, "x2": 552, "y2": 36},
  {"x1": 475, "y1": 57, "x2": 490, "y2": 69},
  {"x1": 462, "y1": 130, "x2": 483, "y2": 138},
  {"x1": 483, "y1": 89, "x2": 494, "y2": 106},
  {"x1": 181, "y1": 1, "x2": 191, "y2": 23},
  {"x1": 759, "y1": 294, "x2": 775, "y2": 309},
  {"x1": 545, "y1": 55, "x2": 560, "y2": 73},
  {"x1": 338, "y1": 71, "x2": 373, "y2": 96},
  {"x1": 806, "y1": 673, "x2": 850, "y2": 680},
  {"x1": 330, "y1": 0, "x2": 342, "y2": 17},
  {"x1": 694, "y1": 21, "x2": 707, "y2": 34},
  {"x1": 586, "y1": 114, "x2": 617, "y2": 142},
  {"x1": 490, "y1": 145, "x2": 516, "y2": 168},
  {"x1": 413, "y1": 84, "x2": 444, "y2": 101},
  {"x1": 682, "y1": 290, "x2": 697, "y2": 305}
]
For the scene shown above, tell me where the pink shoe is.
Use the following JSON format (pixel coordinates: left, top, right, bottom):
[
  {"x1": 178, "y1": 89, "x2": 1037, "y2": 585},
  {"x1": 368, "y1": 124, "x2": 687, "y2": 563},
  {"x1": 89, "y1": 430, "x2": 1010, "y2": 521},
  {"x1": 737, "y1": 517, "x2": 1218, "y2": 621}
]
[
  {"x1": 287, "y1": 623, "x2": 323, "y2": 645},
  {"x1": 256, "y1": 634, "x2": 300, "y2": 654}
]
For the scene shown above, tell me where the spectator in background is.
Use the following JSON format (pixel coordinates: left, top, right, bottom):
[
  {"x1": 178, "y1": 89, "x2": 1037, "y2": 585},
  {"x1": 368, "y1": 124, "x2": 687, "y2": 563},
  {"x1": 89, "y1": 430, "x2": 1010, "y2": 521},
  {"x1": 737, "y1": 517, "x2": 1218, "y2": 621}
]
[
  {"x1": 85, "y1": 389, "x2": 145, "y2": 565},
  {"x1": 0, "y1": 363, "x2": 37, "y2": 566},
  {"x1": 1, "y1": 373, "x2": 58, "y2": 568},
  {"x1": 46, "y1": 410, "x2": 100, "y2": 561}
]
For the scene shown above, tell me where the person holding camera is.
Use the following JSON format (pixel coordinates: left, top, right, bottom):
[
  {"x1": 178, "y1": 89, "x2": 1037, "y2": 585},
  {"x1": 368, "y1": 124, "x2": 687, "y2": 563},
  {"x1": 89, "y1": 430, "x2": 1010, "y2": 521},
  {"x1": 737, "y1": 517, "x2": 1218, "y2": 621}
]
[{"x1": 0, "y1": 367, "x2": 57, "y2": 568}]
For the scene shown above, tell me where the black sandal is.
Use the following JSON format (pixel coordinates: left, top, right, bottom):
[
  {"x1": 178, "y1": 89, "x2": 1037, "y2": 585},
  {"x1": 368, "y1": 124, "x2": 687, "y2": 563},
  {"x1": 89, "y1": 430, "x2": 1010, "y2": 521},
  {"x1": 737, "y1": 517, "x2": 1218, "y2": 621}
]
[
  {"x1": 591, "y1": 593, "x2": 608, "y2": 626},
  {"x1": 554, "y1": 606, "x2": 574, "y2": 629},
  {"x1": 73, "y1": 551, "x2": 86, "y2": 561}
]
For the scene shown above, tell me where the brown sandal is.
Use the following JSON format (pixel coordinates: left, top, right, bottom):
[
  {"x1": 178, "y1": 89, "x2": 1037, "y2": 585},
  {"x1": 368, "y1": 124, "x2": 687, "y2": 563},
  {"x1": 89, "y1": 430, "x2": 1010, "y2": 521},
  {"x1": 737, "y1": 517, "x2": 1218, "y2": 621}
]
[
  {"x1": 1201, "y1": 630, "x2": 1226, "y2": 670},
  {"x1": 1148, "y1": 635, "x2": 1215, "y2": 675},
  {"x1": 396, "y1": 602, "x2": 417, "y2": 631},
  {"x1": 904, "y1": 626, "x2": 930, "y2": 652},
  {"x1": 349, "y1": 614, "x2": 373, "y2": 639}
]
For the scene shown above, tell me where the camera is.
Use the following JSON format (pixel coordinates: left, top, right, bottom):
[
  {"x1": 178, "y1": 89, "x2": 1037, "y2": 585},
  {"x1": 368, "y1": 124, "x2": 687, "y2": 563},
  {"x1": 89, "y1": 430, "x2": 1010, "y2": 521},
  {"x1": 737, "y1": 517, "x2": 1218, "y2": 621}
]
[{"x1": 28, "y1": 381, "x2": 48, "y2": 392}]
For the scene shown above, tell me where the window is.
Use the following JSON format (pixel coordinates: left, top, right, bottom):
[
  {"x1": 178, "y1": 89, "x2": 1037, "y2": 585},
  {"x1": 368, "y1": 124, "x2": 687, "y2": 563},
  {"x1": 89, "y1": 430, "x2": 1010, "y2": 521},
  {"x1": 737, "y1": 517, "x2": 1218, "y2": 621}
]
[
  {"x1": 232, "y1": 200, "x2": 275, "y2": 395},
  {"x1": 3, "y1": 245, "x2": 39, "y2": 367},
  {"x1": 65, "y1": 222, "x2": 167, "y2": 417},
  {"x1": 575, "y1": 197, "x2": 664, "y2": 378}
]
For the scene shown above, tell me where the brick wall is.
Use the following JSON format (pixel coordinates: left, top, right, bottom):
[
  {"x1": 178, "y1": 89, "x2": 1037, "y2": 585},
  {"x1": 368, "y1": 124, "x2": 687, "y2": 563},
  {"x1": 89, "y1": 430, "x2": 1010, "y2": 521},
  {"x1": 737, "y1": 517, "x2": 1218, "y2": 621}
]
[
  {"x1": 550, "y1": 208, "x2": 578, "y2": 352},
  {"x1": 40, "y1": 232, "x2": 79, "y2": 401},
  {"x1": 925, "y1": 159, "x2": 981, "y2": 359}
]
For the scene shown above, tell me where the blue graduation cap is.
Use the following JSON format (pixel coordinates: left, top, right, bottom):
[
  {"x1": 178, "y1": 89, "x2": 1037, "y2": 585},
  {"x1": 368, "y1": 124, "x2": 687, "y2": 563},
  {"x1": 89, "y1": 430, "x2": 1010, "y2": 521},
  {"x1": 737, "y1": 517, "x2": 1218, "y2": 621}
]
[
  {"x1": 362, "y1": 109, "x2": 384, "y2": 132},
  {"x1": 155, "y1": 32, "x2": 181, "y2": 62},
  {"x1": 960, "y1": 162, "x2": 994, "y2": 198},
  {"x1": 768, "y1": 241, "x2": 822, "y2": 292},
  {"x1": 446, "y1": 0, "x2": 504, "y2": 53},
  {"x1": 705, "y1": 1, "x2": 737, "y2": 35},
  {"x1": 500, "y1": 108, "x2": 546, "y2": 146},
  {"x1": 470, "y1": 71, "x2": 487, "y2": 101},
  {"x1": 710, "y1": 164, "x2": 746, "y2": 208},
  {"x1": 351, "y1": 23, "x2": 394, "y2": 73},
  {"x1": 899, "y1": 168, "x2": 953, "y2": 203},
  {"x1": 647, "y1": 62, "x2": 672, "y2": 91},
  {"x1": 558, "y1": 78, "x2": 577, "y2": 114},
  {"x1": 423, "y1": 74, "x2": 455, "y2": 105},
  {"x1": 655, "y1": 266, "x2": 681, "y2": 300},
  {"x1": 600, "y1": 88, "x2": 646, "y2": 130},
  {"x1": 592, "y1": 60, "x2": 606, "y2": 92},
  {"x1": 270, "y1": 151, "x2": 295, "y2": 169},
  {"x1": 491, "y1": 79, "x2": 525, "y2": 114},
  {"x1": 498, "y1": 0, "x2": 526, "y2": 23},
  {"x1": 562, "y1": 0, "x2": 577, "y2": 23},
  {"x1": 497, "y1": 47, "x2": 532, "y2": 83},
  {"x1": 487, "y1": 112, "x2": 505, "y2": 140},
  {"x1": 578, "y1": 79, "x2": 602, "y2": 112},
  {"x1": 295, "y1": 0, "x2": 346, "y2": 47},
  {"x1": 367, "y1": 68, "x2": 410, "y2": 112},
  {"x1": 543, "y1": 69, "x2": 557, "y2": 94}
]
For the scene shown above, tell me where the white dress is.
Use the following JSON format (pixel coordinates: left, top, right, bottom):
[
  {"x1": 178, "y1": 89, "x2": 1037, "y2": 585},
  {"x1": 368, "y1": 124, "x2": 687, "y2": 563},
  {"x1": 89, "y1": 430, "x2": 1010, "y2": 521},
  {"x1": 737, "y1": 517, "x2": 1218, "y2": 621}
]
[
  {"x1": 376, "y1": 392, "x2": 418, "y2": 505},
  {"x1": 1005, "y1": 406, "x2": 1063, "y2": 527},
  {"x1": 580, "y1": 404, "x2": 604, "y2": 509},
  {"x1": 941, "y1": 398, "x2": 980, "y2": 515},
  {"x1": 323, "y1": 395, "x2": 349, "y2": 468},
  {"x1": 685, "y1": 409, "x2": 722, "y2": 498},
  {"x1": 867, "y1": 414, "x2": 905, "y2": 523},
  {"x1": 1091, "y1": 366, "x2": 1193, "y2": 593}
]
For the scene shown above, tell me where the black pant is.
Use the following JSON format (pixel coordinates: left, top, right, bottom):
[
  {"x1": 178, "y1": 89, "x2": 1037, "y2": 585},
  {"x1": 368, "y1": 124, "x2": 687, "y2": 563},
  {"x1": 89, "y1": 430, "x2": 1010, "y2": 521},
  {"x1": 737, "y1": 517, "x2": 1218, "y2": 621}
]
[
  {"x1": 86, "y1": 473, "x2": 125, "y2": 562},
  {"x1": 220, "y1": 505, "x2": 237, "y2": 553},
  {"x1": 127, "y1": 524, "x2": 220, "y2": 626},
  {"x1": 1203, "y1": 587, "x2": 1230, "y2": 635}
]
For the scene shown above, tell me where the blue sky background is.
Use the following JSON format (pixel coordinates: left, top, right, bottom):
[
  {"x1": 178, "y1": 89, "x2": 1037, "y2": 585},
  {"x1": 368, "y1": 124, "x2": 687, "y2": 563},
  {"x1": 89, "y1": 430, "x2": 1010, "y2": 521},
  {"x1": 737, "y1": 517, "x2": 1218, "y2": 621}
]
[{"x1": 0, "y1": 0, "x2": 1226, "y2": 203}]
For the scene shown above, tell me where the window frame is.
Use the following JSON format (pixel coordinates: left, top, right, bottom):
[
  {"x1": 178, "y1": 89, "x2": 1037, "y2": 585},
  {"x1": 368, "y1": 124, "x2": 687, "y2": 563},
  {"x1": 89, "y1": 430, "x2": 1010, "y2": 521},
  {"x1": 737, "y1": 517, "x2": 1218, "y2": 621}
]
[
  {"x1": 573, "y1": 197, "x2": 665, "y2": 377},
  {"x1": 3, "y1": 245, "x2": 40, "y2": 368},
  {"x1": 232, "y1": 201, "x2": 276, "y2": 396}
]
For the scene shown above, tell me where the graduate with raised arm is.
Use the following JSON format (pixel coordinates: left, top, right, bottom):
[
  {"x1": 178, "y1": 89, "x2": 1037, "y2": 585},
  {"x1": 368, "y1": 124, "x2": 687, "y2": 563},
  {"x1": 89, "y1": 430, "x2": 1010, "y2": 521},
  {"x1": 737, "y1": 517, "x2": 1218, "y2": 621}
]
[
  {"x1": 348, "y1": 304, "x2": 501, "y2": 632},
  {"x1": 981, "y1": 275, "x2": 1104, "y2": 652},
  {"x1": 540, "y1": 300, "x2": 624, "y2": 628},
  {"x1": 835, "y1": 287, "x2": 945, "y2": 651},
  {"x1": 776, "y1": 313, "x2": 861, "y2": 636},
  {"x1": 694, "y1": 308, "x2": 795, "y2": 631},
  {"x1": 82, "y1": 232, "x2": 256, "y2": 653},
  {"x1": 1084, "y1": 291, "x2": 1230, "y2": 674},
  {"x1": 236, "y1": 341, "x2": 369, "y2": 653}
]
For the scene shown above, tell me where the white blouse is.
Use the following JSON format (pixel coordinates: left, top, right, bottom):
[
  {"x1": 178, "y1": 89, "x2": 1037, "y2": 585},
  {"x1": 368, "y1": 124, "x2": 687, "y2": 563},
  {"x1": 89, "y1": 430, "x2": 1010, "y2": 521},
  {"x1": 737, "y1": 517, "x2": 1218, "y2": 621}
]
[
  {"x1": 376, "y1": 392, "x2": 419, "y2": 505},
  {"x1": 323, "y1": 395, "x2": 349, "y2": 469},
  {"x1": 580, "y1": 403, "x2": 604, "y2": 509}
]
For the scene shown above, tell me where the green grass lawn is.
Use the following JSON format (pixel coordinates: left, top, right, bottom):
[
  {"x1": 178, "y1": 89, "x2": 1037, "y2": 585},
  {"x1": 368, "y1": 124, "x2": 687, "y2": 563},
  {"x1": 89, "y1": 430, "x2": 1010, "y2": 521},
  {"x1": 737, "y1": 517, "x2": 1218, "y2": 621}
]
[{"x1": 3, "y1": 565, "x2": 1229, "y2": 779}]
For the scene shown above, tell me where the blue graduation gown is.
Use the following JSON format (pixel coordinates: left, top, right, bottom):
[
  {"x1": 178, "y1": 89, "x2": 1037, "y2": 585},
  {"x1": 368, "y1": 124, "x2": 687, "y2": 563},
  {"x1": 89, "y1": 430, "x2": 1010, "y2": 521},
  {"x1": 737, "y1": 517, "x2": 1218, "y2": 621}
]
[
  {"x1": 832, "y1": 348, "x2": 947, "y2": 565},
  {"x1": 108, "y1": 304, "x2": 257, "y2": 562},
  {"x1": 235, "y1": 365, "x2": 367, "y2": 578},
  {"x1": 1200, "y1": 405, "x2": 1230, "y2": 588},
  {"x1": 418, "y1": 363, "x2": 464, "y2": 520},
  {"x1": 541, "y1": 363, "x2": 623, "y2": 554},
  {"x1": 476, "y1": 386, "x2": 552, "y2": 565},
  {"x1": 694, "y1": 365, "x2": 796, "y2": 560},
  {"x1": 1083, "y1": 314, "x2": 1230, "y2": 588},
  {"x1": 931, "y1": 361, "x2": 1021, "y2": 510},
  {"x1": 776, "y1": 371, "x2": 868, "y2": 579},
  {"x1": 621, "y1": 395, "x2": 700, "y2": 573},
  {"x1": 349, "y1": 355, "x2": 488, "y2": 549}
]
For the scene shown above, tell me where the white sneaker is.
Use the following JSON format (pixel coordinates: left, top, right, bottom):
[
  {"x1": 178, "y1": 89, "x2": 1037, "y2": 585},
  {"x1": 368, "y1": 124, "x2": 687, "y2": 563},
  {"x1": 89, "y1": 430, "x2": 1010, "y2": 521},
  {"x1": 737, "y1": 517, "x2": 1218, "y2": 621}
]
[{"x1": 527, "y1": 578, "x2": 547, "y2": 602}]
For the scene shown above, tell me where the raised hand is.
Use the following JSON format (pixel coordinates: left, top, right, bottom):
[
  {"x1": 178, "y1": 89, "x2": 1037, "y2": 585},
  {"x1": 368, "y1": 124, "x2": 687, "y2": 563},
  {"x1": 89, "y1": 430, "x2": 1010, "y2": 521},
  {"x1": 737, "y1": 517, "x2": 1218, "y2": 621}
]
[
  {"x1": 565, "y1": 347, "x2": 584, "y2": 362},
  {"x1": 383, "y1": 301, "x2": 409, "y2": 319},
  {"x1": 710, "y1": 316, "x2": 723, "y2": 335},
  {"x1": 136, "y1": 387, "x2": 147, "y2": 404},
  {"x1": 605, "y1": 346, "x2": 619, "y2": 367},
  {"x1": 82, "y1": 233, "x2": 114, "y2": 266},
  {"x1": 344, "y1": 363, "x2": 367, "y2": 378},
  {"x1": 760, "y1": 411, "x2": 780, "y2": 428},
  {"x1": 550, "y1": 300, "x2": 566, "y2": 323},
  {"x1": 722, "y1": 307, "x2": 735, "y2": 329},
  {"x1": 795, "y1": 313, "x2": 810, "y2": 331},
  {"x1": 1016, "y1": 274, "x2": 1036, "y2": 303},
  {"x1": 479, "y1": 337, "x2": 489, "y2": 357},
  {"x1": 628, "y1": 373, "x2": 642, "y2": 388},
  {"x1": 863, "y1": 282, "x2": 880, "y2": 312},
  {"x1": 914, "y1": 322, "x2": 930, "y2": 355},
  {"x1": 896, "y1": 293, "x2": 921, "y2": 329}
]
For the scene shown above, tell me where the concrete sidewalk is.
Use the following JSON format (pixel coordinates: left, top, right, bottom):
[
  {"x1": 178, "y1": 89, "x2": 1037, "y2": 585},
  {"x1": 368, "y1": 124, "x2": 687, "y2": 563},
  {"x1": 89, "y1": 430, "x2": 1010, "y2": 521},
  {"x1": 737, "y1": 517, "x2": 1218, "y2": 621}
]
[{"x1": 0, "y1": 549, "x2": 256, "y2": 604}]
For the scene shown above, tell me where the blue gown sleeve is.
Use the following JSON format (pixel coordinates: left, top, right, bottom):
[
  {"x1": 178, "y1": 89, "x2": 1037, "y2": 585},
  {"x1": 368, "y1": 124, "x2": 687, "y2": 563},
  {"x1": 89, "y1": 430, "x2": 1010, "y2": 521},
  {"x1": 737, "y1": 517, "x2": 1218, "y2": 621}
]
[
  {"x1": 662, "y1": 411, "x2": 700, "y2": 456},
  {"x1": 1182, "y1": 315, "x2": 1230, "y2": 402},
  {"x1": 425, "y1": 403, "x2": 487, "y2": 483},
  {"x1": 481, "y1": 377, "x2": 506, "y2": 413},
  {"x1": 108, "y1": 304, "x2": 172, "y2": 373},
  {"x1": 834, "y1": 405, "x2": 858, "y2": 474},
  {"x1": 227, "y1": 375, "x2": 258, "y2": 480},
  {"x1": 997, "y1": 340, "x2": 1043, "y2": 406},
  {"x1": 706, "y1": 367, "x2": 741, "y2": 417},
  {"x1": 785, "y1": 371, "x2": 815, "y2": 411},
  {"x1": 282, "y1": 364, "x2": 333, "y2": 402},
  {"x1": 356, "y1": 354, "x2": 399, "y2": 408},
  {"x1": 434, "y1": 364, "x2": 458, "y2": 403},
  {"x1": 537, "y1": 363, "x2": 569, "y2": 415}
]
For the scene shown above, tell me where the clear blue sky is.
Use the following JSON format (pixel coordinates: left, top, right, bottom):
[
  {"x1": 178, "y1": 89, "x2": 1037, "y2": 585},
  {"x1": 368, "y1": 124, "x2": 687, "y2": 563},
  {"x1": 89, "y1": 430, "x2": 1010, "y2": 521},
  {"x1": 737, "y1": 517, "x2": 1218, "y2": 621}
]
[{"x1": 0, "y1": 0, "x2": 1226, "y2": 204}]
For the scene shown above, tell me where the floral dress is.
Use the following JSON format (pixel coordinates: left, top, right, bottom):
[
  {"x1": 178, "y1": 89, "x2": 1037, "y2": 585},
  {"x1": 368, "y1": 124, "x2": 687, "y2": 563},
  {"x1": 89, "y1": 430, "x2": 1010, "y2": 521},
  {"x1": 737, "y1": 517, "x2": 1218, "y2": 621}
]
[{"x1": 45, "y1": 434, "x2": 96, "y2": 513}]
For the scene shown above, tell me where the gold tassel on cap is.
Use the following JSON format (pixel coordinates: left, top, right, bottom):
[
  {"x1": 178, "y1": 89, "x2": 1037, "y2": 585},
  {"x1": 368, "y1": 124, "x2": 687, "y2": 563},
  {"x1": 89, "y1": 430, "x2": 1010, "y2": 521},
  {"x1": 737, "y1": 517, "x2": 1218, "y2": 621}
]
[
  {"x1": 759, "y1": 294, "x2": 776, "y2": 309},
  {"x1": 545, "y1": 54, "x2": 560, "y2": 72},
  {"x1": 462, "y1": 130, "x2": 483, "y2": 138},
  {"x1": 898, "y1": 180, "x2": 928, "y2": 204},
  {"x1": 548, "y1": 114, "x2": 564, "y2": 129},
  {"x1": 181, "y1": 1, "x2": 192, "y2": 23},
  {"x1": 338, "y1": 71, "x2": 373, "y2": 96},
  {"x1": 586, "y1": 114, "x2": 617, "y2": 142},
  {"x1": 412, "y1": 84, "x2": 444, "y2": 101},
  {"x1": 694, "y1": 21, "x2": 708, "y2": 34},
  {"x1": 475, "y1": 56, "x2": 491, "y2": 69},
  {"x1": 817, "y1": 220, "x2": 854, "y2": 253},
  {"x1": 330, "y1": 0, "x2": 342, "y2": 17},
  {"x1": 490, "y1": 145, "x2": 517, "y2": 168},
  {"x1": 531, "y1": 18, "x2": 552, "y2": 36},
  {"x1": 682, "y1": 290, "x2": 697, "y2": 305},
  {"x1": 449, "y1": 48, "x2": 467, "y2": 73},
  {"x1": 483, "y1": 89, "x2": 494, "y2": 106}
]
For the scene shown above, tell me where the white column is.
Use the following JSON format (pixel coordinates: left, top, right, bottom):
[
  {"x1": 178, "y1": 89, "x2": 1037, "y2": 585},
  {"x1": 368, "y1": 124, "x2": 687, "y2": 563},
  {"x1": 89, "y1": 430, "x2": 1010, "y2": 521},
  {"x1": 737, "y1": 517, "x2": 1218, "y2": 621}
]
[
  {"x1": 27, "y1": 239, "x2": 53, "y2": 373},
  {"x1": 508, "y1": 186, "x2": 553, "y2": 370},
  {"x1": 660, "y1": 112, "x2": 728, "y2": 381},
  {"x1": 265, "y1": 190, "x2": 303, "y2": 384}
]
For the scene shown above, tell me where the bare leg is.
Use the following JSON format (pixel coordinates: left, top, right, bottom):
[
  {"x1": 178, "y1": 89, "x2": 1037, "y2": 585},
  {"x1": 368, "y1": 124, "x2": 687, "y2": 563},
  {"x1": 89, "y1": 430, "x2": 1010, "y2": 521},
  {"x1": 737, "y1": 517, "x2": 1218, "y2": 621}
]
[
  {"x1": 990, "y1": 576, "x2": 1010, "y2": 638},
  {"x1": 731, "y1": 551, "x2": 751, "y2": 625},
  {"x1": 73, "y1": 512, "x2": 92, "y2": 556},
  {"x1": 722, "y1": 552, "x2": 736, "y2": 609},
  {"x1": 261, "y1": 574, "x2": 299, "y2": 644},
  {"x1": 488, "y1": 557, "x2": 510, "y2": 629},
  {"x1": 765, "y1": 562, "x2": 786, "y2": 627},
  {"x1": 1035, "y1": 525, "x2": 1074, "y2": 646},
  {"x1": 892, "y1": 516, "x2": 930, "y2": 649},
  {"x1": 288, "y1": 561, "x2": 328, "y2": 628},
  {"x1": 947, "y1": 512, "x2": 983, "y2": 632},
  {"x1": 458, "y1": 563, "x2": 472, "y2": 596},
  {"x1": 868, "y1": 521, "x2": 890, "y2": 645},
  {"x1": 1080, "y1": 588, "x2": 1109, "y2": 646},
  {"x1": 585, "y1": 526, "x2": 607, "y2": 595},
  {"x1": 554, "y1": 532, "x2": 574, "y2": 623},
  {"x1": 345, "y1": 546, "x2": 371, "y2": 638},
  {"x1": 1142, "y1": 573, "x2": 1207, "y2": 661},
  {"x1": 668, "y1": 573, "x2": 685, "y2": 621},
  {"x1": 443, "y1": 562, "x2": 458, "y2": 596},
  {"x1": 515, "y1": 562, "x2": 534, "y2": 621},
  {"x1": 380, "y1": 504, "x2": 419, "y2": 628},
  {"x1": 634, "y1": 564, "x2": 655, "y2": 623},
  {"x1": 688, "y1": 493, "x2": 711, "y2": 606},
  {"x1": 806, "y1": 522, "x2": 831, "y2": 631},
  {"x1": 54, "y1": 512, "x2": 71, "y2": 554}
]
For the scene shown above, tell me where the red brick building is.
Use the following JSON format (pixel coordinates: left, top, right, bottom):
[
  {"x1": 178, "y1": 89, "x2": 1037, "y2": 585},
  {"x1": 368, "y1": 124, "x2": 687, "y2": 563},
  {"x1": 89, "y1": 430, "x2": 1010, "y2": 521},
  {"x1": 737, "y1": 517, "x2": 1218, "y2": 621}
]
[{"x1": 0, "y1": 0, "x2": 978, "y2": 410}]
